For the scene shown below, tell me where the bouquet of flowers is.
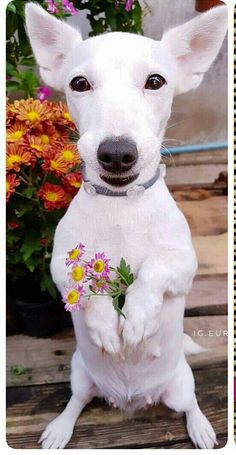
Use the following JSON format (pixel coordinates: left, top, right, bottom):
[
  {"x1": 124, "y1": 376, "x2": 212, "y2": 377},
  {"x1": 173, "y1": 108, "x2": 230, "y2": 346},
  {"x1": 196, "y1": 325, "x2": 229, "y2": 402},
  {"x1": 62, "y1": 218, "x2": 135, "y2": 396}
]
[
  {"x1": 6, "y1": 97, "x2": 81, "y2": 298},
  {"x1": 64, "y1": 243, "x2": 134, "y2": 317}
]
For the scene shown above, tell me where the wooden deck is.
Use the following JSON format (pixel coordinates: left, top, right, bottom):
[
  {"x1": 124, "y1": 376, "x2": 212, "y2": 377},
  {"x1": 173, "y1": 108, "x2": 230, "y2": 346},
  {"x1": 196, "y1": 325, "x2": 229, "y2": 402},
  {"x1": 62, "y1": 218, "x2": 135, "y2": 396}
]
[{"x1": 6, "y1": 150, "x2": 228, "y2": 449}]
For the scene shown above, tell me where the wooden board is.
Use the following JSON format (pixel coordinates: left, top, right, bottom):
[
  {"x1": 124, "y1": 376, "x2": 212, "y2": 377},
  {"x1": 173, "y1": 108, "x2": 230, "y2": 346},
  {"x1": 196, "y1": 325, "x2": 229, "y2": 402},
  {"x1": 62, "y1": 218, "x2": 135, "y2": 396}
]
[
  {"x1": 193, "y1": 233, "x2": 227, "y2": 276},
  {"x1": 6, "y1": 365, "x2": 227, "y2": 449},
  {"x1": 166, "y1": 163, "x2": 227, "y2": 186},
  {"x1": 185, "y1": 274, "x2": 227, "y2": 316},
  {"x1": 6, "y1": 315, "x2": 227, "y2": 387},
  {"x1": 178, "y1": 196, "x2": 227, "y2": 236}
]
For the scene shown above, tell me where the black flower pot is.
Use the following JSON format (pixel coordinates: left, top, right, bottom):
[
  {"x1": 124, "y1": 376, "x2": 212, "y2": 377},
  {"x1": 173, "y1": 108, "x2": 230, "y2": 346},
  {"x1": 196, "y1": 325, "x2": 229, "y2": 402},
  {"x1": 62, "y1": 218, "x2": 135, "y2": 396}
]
[{"x1": 6, "y1": 277, "x2": 72, "y2": 337}]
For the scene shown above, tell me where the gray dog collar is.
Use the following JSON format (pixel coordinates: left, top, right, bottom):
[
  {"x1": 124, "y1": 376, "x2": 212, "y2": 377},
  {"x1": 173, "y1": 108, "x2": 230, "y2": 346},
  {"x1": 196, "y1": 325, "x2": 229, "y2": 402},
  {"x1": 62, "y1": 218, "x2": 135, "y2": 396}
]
[{"x1": 83, "y1": 164, "x2": 166, "y2": 197}]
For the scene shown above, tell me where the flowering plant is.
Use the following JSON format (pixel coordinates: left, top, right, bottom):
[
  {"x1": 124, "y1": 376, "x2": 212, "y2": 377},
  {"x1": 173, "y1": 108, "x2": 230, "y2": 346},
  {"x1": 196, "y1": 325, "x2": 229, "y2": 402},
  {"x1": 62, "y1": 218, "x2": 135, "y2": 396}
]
[
  {"x1": 63, "y1": 244, "x2": 134, "y2": 317},
  {"x1": 6, "y1": 97, "x2": 82, "y2": 298}
]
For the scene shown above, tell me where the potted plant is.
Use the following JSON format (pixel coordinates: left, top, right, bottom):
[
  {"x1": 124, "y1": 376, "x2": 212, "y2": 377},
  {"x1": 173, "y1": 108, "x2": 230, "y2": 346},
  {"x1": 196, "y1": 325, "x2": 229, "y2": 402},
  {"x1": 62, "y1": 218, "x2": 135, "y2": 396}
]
[{"x1": 6, "y1": 97, "x2": 82, "y2": 336}]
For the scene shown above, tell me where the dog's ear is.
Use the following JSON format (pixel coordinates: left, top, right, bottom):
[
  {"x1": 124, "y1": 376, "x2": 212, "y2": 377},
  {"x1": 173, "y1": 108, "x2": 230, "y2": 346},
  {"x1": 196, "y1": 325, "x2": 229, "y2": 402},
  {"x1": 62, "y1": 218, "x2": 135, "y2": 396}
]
[
  {"x1": 25, "y1": 3, "x2": 82, "y2": 91},
  {"x1": 161, "y1": 6, "x2": 227, "y2": 95}
]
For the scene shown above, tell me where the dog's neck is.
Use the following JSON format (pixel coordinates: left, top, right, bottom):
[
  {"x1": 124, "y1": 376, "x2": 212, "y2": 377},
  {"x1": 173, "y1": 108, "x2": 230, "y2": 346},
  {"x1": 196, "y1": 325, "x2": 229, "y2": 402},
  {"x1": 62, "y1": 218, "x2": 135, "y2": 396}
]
[{"x1": 82, "y1": 164, "x2": 166, "y2": 199}]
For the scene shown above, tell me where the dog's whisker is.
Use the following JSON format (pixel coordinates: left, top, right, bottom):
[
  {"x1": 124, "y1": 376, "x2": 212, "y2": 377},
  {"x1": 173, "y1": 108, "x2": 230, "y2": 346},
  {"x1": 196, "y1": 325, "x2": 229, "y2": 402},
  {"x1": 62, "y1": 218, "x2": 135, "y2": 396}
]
[{"x1": 160, "y1": 144, "x2": 175, "y2": 166}]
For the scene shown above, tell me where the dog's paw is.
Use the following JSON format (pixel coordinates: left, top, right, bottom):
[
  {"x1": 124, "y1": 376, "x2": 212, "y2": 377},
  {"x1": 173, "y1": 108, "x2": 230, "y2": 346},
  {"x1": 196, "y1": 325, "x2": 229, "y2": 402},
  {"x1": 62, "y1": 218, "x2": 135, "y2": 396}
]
[
  {"x1": 39, "y1": 414, "x2": 74, "y2": 449},
  {"x1": 84, "y1": 296, "x2": 122, "y2": 356},
  {"x1": 186, "y1": 406, "x2": 217, "y2": 449},
  {"x1": 120, "y1": 281, "x2": 162, "y2": 350}
]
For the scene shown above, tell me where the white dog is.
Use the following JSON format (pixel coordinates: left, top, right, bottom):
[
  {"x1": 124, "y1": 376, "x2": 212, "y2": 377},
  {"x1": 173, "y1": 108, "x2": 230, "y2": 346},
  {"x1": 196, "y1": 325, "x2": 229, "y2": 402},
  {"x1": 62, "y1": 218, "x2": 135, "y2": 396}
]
[{"x1": 25, "y1": 3, "x2": 227, "y2": 449}]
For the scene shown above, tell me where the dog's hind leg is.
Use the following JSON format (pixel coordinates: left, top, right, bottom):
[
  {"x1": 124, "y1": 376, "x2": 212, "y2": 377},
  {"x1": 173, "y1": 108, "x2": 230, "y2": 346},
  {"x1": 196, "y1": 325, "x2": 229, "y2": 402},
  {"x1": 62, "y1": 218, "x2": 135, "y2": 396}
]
[
  {"x1": 160, "y1": 352, "x2": 217, "y2": 449},
  {"x1": 39, "y1": 351, "x2": 96, "y2": 449}
]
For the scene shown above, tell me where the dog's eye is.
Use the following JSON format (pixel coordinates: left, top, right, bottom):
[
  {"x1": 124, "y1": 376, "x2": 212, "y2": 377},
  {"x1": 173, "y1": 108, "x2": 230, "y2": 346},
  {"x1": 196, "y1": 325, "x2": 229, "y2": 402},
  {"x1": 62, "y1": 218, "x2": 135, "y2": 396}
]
[
  {"x1": 145, "y1": 74, "x2": 166, "y2": 90},
  {"x1": 70, "y1": 76, "x2": 91, "y2": 92}
]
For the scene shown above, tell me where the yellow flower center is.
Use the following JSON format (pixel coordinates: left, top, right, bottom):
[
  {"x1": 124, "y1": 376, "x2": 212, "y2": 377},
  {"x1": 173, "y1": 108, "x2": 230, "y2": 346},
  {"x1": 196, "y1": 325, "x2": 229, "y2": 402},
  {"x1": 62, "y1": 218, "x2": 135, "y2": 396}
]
[
  {"x1": 40, "y1": 134, "x2": 49, "y2": 145},
  {"x1": 45, "y1": 191, "x2": 58, "y2": 202},
  {"x1": 27, "y1": 111, "x2": 40, "y2": 122},
  {"x1": 31, "y1": 144, "x2": 43, "y2": 152},
  {"x1": 71, "y1": 266, "x2": 84, "y2": 282},
  {"x1": 9, "y1": 130, "x2": 23, "y2": 141},
  {"x1": 7, "y1": 154, "x2": 22, "y2": 165},
  {"x1": 69, "y1": 249, "x2": 80, "y2": 260},
  {"x1": 96, "y1": 278, "x2": 106, "y2": 288},
  {"x1": 67, "y1": 289, "x2": 80, "y2": 305},
  {"x1": 64, "y1": 112, "x2": 72, "y2": 121},
  {"x1": 62, "y1": 150, "x2": 74, "y2": 161},
  {"x1": 71, "y1": 181, "x2": 81, "y2": 188},
  {"x1": 50, "y1": 159, "x2": 59, "y2": 170},
  {"x1": 6, "y1": 181, "x2": 10, "y2": 192},
  {"x1": 93, "y1": 259, "x2": 105, "y2": 273}
]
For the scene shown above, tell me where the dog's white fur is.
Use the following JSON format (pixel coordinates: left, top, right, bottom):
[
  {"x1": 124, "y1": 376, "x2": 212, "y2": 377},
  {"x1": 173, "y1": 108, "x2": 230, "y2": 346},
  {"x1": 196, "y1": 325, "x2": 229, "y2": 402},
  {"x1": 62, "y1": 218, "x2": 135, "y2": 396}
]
[{"x1": 25, "y1": 3, "x2": 227, "y2": 449}]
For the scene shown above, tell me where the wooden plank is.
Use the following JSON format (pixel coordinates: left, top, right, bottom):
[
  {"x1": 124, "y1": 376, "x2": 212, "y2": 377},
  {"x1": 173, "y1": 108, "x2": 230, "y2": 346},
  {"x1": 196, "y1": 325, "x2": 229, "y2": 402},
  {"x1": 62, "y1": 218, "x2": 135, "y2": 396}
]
[
  {"x1": 164, "y1": 149, "x2": 227, "y2": 166},
  {"x1": 6, "y1": 315, "x2": 227, "y2": 387},
  {"x1": 185, "y1": 274, "x2": 227, "y2": 316},
  {"x1": 178, "y1": 196, "x2": 227, "y2": 236},
  {"x1": 6, "y1": 365, "x2": 227, "y2": 449},
  {"x1": 193, "y1": 233, "x2": 227, "y2": 276},
  {"x1": 166, "y1": 163, "x2": 227, "y2": 186}
]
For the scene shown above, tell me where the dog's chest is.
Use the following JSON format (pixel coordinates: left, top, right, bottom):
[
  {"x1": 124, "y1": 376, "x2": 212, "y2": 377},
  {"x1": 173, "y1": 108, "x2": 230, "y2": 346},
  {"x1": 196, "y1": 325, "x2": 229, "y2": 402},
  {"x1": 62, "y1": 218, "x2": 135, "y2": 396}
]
[{"x1": 74, "y1": 204, "x2": 165, "y2": 271}]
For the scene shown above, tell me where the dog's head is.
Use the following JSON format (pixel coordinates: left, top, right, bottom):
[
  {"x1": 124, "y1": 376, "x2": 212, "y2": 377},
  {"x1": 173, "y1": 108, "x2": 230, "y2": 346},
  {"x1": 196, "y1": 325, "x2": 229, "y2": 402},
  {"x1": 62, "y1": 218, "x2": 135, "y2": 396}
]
[{"x1": 25, "y1": 3, "x2": 227, "y2": 189}]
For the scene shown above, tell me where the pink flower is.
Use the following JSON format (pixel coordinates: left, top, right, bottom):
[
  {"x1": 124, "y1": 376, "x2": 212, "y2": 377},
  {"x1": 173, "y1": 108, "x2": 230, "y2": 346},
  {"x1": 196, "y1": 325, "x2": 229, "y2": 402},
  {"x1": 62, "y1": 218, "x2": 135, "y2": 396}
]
[
  {"x1": 62, "y1": 284, "x2": 85, "y2": 312},
  {"x1": 37, "y1": 86, "x2": 52, "y2": 102},
  {"x1": 91, "y1": 276, "x2": 110, "y2": 294},
  {"x1": 46, "y1": 0, "x2": 59, "y2": 14},
  {"x1": 87, "y1": 252, "x2": 111, "y2": 278},
  {"x1": 65, "y1": 243, "x2": 85, "y2": 266},
  {"x1": 61, "y1": 0, "x2": 78, "y2": 15},
  {"x1": 124, "y1": 0, "x2": 134, "y2": 12}
]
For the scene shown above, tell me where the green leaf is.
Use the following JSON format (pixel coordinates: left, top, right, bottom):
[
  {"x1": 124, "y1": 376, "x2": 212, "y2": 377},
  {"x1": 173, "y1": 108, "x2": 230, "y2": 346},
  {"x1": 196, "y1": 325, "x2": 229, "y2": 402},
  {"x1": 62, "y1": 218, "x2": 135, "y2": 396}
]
[
  {"x1": 7, "y1": 3, "x2": 17, "y2": 14},
  {"x1": 6, "y1": 80, "x2": 20, "y2": 92},
  {"x1": 10, "y1": 364, "x2": 29, "y2": 376},
  {"x1": 20, "y1": 235, "x2": 41, "y2": 261},
  {"x1": 40, "y1": 275, "x2": 57, "y2": 299},
  {"x1": 112, "y1": 294, "x2": 126, "y2": 318},
  {"x1": 116, "y1": 257, "x2": 134, "y2": 286}
]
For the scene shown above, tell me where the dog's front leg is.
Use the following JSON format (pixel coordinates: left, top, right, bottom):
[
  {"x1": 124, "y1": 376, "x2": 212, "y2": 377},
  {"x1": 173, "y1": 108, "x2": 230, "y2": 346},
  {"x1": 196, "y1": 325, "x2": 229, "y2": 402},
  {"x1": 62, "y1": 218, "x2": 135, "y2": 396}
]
[
  {"x1": 84, "y1": 295, "x2": 122, "y2": 356},
  {"x1": 120, "y1": 245, "x2": 198, "y2": 350}
]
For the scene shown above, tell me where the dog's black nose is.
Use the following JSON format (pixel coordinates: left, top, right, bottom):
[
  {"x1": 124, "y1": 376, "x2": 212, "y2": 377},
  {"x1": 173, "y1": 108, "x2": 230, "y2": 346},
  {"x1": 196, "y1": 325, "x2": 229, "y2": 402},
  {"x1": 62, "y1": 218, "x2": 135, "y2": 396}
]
[{"x1": 97, "y1": 137, "x2": 138, "y2": 173}]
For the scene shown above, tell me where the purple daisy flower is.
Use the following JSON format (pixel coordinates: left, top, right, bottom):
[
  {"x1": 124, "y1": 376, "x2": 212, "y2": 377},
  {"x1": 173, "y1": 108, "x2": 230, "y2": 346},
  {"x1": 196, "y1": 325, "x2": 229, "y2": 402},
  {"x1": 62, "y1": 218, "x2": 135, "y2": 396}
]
[
  {"x1": 65, "y1": 243, "x2": 85, "y2": 267},
  {"x1": 46, "y1": 0, "x2": 59, "y2": 14},
  {"x1": 91, "y1": 276, "x2": 110, "y2": 294},
  {"x1": 62, "y1": 284, "x2": 85, "y2": 312},
  {"x1": 37, "y1": 86, "x2": 52, "y2": 102},
  {"x1": 87, "y1": 252, "x2": 111, "y2": 278},
  {"x1": 61, "y1": 0, "x2": 78, "y2": 15},
  {"x1": 124, "y1": 0, "x2": 134, "y2": 12}
]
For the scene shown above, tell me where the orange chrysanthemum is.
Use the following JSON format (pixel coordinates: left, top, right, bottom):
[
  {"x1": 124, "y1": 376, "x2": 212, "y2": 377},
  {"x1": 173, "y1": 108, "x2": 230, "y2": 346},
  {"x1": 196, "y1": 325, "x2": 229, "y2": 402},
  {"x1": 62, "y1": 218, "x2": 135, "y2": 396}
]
[
  {"x1": 37, "y1": 182, "x2": 67, "y2": 211},
  {"x1": 26, "y1": 135, "x2": 51, "y2": 158},
  {"x1": 11, "y1": 98, "x2": 52, "y2": 125},
  {"x1": 53, "y1": 102, "x2": 76, "y2": 128},
  {"x1": 7, "y1": 121, "x2": 28, "y2": 143},
  {"x1": 56, "y1": 143, "x2": 80, "y2": 167},
  {"x1": 41, "y1": 149, "x2": 70, "y2": 175},
  {"x1": 6, "y1": 99, "x2": 16, "y2": 126},
  {"x1": 6, "y1": 173, "x2": 20, "y2": 202},
  {"x1": 6, "y1": 143, "x2": 33, "y2": 172},
  {"x1": 62, "y1": 172, "x2": 82, "y2": 195}
]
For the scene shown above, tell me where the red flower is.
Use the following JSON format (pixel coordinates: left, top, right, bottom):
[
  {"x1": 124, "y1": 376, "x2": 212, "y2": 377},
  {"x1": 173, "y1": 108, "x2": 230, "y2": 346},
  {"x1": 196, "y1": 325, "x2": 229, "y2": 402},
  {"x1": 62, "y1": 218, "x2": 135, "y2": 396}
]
[
  {"x1": 8, "y1": 221, "x2": 20, "y2": 229},
  {"x1": 37, "y1": 182, "x2": 67, "y2": 211},
  {"x1": 6, "y1": 173, "x2": 20, "y2": 202},
  {"x1": 62, "y1": 172, "x2": 82, "y2": 195}
]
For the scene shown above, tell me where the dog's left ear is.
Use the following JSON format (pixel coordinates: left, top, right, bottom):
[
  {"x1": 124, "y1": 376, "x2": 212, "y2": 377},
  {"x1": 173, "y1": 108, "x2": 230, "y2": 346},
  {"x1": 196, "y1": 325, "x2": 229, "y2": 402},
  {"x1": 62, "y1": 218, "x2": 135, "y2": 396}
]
[
  {"x1": 25, "y1": 3, "x2": 82, "y2": 91},
  {"x1": 161, "y1": 6, "x2": 227, "y2": 95}
]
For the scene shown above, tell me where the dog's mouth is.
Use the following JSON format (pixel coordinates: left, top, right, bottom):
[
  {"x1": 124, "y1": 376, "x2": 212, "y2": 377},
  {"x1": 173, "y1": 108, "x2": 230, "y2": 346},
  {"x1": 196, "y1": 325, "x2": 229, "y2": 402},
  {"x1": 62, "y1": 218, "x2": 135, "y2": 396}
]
[{"x1": 100, "y1": 173, "x2": 139, "y2": 187}]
